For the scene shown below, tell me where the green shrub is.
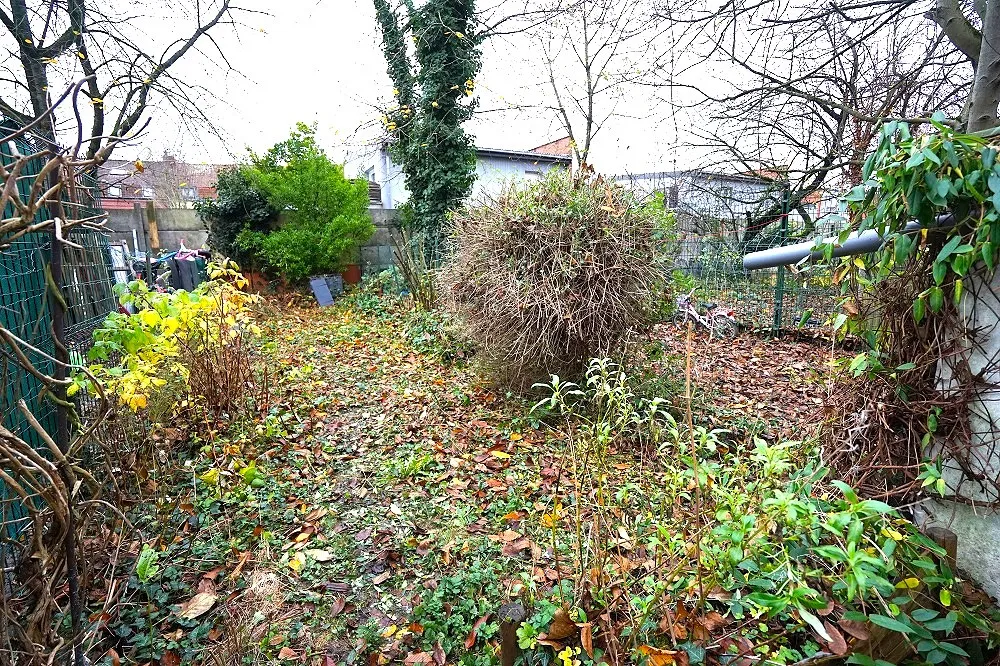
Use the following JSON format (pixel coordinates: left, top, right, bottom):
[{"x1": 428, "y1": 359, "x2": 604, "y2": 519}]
[
  {"x1": 194, "y1": 167, "x2": 278, "y2": 264},
  {"x1": 440, "y1": 170, "x2": 674, "y2": 387},
  {"x1": 209, "y1": 123, "x2": 375, "y2": 282}
]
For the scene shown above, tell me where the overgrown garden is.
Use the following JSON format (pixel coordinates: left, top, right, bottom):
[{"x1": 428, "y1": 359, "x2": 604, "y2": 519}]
[{"x1": 30, "y1": 165, "x2": 994, "y2": 666}]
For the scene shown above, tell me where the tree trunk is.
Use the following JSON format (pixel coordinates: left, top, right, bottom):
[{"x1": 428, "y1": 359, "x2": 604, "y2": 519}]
[{"x1": 968, "y1": 0, "x2": 1000, "y2": 131}]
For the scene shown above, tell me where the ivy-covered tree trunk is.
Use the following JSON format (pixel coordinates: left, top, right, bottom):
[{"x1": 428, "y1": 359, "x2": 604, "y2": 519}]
[{"x1": 373, "y1": 0, "x2": 481, "y2": 257}]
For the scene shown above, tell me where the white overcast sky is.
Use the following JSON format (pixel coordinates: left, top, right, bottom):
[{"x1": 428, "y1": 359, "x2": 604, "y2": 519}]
[{"x1": 113, "y1": 0, "x2": 687, "y2": 176}]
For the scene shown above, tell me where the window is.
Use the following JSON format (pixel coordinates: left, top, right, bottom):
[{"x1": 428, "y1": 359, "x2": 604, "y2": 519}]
[
  {"x1": 180, "y1": 187, "x2": 197, "y2": 199},
  {"x1": 142, "y1": 187, "x2": 155, "y2": 198},
  {"x1": 364, "y1": 166, "x2": 376, "y2": 182},
  {"x1": 107, "y1": 185, "x2": 121, "y2": 198},
  {"x1": 525, "y1": 170, "x2": 543, "y2": 180}
]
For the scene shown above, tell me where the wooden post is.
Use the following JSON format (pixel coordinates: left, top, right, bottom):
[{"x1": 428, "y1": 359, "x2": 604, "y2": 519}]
[
  {"x1": 145, "y1": 200, "x2": 160, "y2": 252},
  {"x1": 499, "y1": 603, "x2": 525, "y2": 666},
  {"x1": 926, "y1": 526, "x2": 958, "y2": 571}
]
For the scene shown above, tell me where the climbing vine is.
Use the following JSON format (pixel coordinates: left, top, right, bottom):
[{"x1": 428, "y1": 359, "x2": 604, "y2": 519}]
[
  {"x1": 373, "y1": 0, "x2": 481, "y2": 247},
  {"x1": 821, "y1": 115, "x2": 1000, "y2": 504}
]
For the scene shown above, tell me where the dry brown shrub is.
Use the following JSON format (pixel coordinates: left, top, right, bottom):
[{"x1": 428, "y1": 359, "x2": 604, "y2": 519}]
[{"x1": 439, "y1": 169, "x2": 673, "y2": 388}]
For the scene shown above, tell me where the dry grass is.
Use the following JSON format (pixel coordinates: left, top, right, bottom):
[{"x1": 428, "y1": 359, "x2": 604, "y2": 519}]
[{"x1": 440, "y1": 170, "x2": 671, "y2": 388}]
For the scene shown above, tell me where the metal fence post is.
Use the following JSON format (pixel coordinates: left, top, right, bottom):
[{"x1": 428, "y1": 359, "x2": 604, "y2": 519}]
[{"x1": 772, "y1": 183, "x2": 790, "y2": 334}]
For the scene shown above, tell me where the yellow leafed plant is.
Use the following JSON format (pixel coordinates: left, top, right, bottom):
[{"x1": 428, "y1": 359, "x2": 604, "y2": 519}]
[{"x1": 87, "y1": 259, "x2": 267, "y2": 421}]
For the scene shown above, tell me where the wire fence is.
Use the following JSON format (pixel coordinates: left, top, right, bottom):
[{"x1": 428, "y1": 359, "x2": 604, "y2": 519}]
[
  {"x1": 0, "y1": 122, "x2": 117, "y2": 591},
  {"x1": 673, "y1": 233, "x2": 839, "y2": 332}
]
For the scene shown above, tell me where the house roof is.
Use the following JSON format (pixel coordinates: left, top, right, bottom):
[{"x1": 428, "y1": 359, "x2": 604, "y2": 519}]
[
  {"x1": 475, "y1": 146, "x2": 571, "y2": 165},
  {"x1": 529, "y1": 136, "x2": 572, "y2": 157},
  {"x1": 97, "y1": 157, "x2": 232, "y2": 199}
]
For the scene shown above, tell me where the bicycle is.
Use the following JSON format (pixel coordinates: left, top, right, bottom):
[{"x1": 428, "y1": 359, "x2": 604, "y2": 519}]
[{"x1": 671, "y1": 289, "x2": 739, "y2": 338}]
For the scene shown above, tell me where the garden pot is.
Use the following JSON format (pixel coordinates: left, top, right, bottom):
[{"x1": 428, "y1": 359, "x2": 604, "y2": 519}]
[{"x1": 341, "y1": 263, "x2": 362, "y2": 284}]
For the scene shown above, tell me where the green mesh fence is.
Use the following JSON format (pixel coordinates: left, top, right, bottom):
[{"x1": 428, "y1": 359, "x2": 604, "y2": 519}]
[
  {"x1": 673, "y1": 233, "x2": 838, "y2": 332},
  {"x1": 1, "y1": 121, "x2": 115, "y2": 587}
]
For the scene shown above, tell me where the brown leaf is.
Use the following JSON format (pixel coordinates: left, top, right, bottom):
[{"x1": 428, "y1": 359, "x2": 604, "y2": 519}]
[
  {"x1": 465, "y1": 614, "x2": 491, "y2": 649},
  {"x1": 203, "y1": 567, "x2": 224, "y2": 581},
  {"x1": 638, "y1": 646, "x2": 681, "y2": 666},
  {"x1": 161, "y1": 651, "x2": 181, "y2": 666},
  {"x1": 698, "y1": 611, "x2": 727, "y2": 631},
  {"x1": 372, "y1": 571, "x2": 391, "y2": 585},
  {"x1": 107, "y1": 649, "x2": 120, "y2": 666},
  {"x1": 838, "y1": 618, "x2": 870, "y2": 641},
  {"x1": 816, "y1": 598, "x2": 835, "y2": 616},
  {"x1": 432, "y1": 642, "x2": 446, "y2": 666},
  {"x1": 197, "y1": 578, "x2": 217, "y2": 595},
  {"x1": 277, "y1": 646, "x2": 298, "y2": 660},
  {"x1": 580, "y1": 623, "x2": 594, "y2": 658},
  {"x1": 330, "y1": 597, "x2": 347, "y2": 617},
  {"x1": 823, "y1": 621, "x2": 848, "y2": 656},
  {"x1": 547, "y1": 608, "x2": 577, "y2": 641},
  {"x1": 502, "y1": 537, "x2": 531, "y2": 557},
  {"x1": 404, "y1": 652, "x2": 433, "y2": 664},
  {"x1": 176, "y1": 592, "x2": 217, "y2": 620}
]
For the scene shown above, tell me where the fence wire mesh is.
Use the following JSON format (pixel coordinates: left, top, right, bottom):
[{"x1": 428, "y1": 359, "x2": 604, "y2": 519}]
[
  {"x1": 0, "y1": 120, "x2": 116, "y2": 595},
  {"x1": 673, "y1": 233, "x2": 839, "y2": 332}
]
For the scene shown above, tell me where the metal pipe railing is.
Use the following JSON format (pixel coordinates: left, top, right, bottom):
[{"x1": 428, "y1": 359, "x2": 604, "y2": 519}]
[{"x1": 742, "y1": 215, "x2": 955, "y2": 270}]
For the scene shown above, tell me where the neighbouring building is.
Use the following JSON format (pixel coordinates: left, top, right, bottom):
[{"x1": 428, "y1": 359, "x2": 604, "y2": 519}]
[
  {"x1": 614, "y1": 169, "x2": 837, "y2": 244},
  {"x1": 356, "y1": 137, "x2": 572, "y2": 209},
  {"x1": 96, "y1": 155, "x2": 231, "y2": 210}
]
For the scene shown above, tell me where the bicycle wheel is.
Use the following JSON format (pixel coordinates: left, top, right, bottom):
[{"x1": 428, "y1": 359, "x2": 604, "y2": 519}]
[{"x1": 713, "y1": 318, "x2": 738, "y2": 338}]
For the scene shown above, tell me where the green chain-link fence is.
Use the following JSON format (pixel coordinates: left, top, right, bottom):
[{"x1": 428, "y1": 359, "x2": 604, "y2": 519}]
[
  {"x1": 1, "y1": 121, "x2": 116, "y2": 588},
  {"x1": 673, "y1": 233, "x2": 838, "y2": 332}
]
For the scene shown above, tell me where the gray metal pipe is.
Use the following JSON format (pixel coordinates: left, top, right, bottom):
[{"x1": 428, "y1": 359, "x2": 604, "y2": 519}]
[{"x1": 742, "y1": 215, "x2": 954, "y2": 270}]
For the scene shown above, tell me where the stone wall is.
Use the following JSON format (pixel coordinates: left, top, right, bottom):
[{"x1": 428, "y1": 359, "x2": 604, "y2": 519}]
[
  {"x1": 105, "y1": 207, "x2": 208, "y2": 252},
  {"x1": 360, "y1": 208, "x2": 402, "y2": 276}
]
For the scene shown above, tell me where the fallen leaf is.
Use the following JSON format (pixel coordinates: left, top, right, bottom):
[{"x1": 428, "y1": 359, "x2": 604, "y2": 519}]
[
  {"x1": 638, "y1": 646, "x2": 682, "y2": 666},
  {"x1": 107, "y1": 648, "x2": 120, "y2": 666},
  {"x1": 823, "y1": 621, "x2": 848, "y2": 656},
  {"x1": 278, "y1": 646, "x2": 298, "y2": 660},
  {"x1": 372, "y1": 571, "x2": 391, "y2": 585},
  {"x1": 838, "y1": 618, "x2": 870, "y2": 641},
  {"x1": 547, "y1": 608, "x2": 577, "y2": 641},
  {"x1": 432, "y1": 642, "x2": 446, "y2": 666},
  {"x1": 161, "y1": 651, "x2": 181, "y2": 666},
  {"x1": 177, "y1": 592, "x2": 217, "y2": 620},
  {"x1": 306, "y1": 549, "x2": 335, "y2": 562},
  {"x1": 288, "y1": 551, "x2": 306, "y2": 572},
  {"x1": 330, "y1": 597, "x2": 347, "y2": 617},
  {"x1": 404, "y1": 652, "x2": 433, "y2": 664},
  {"x1": 580, "y1": 623, "x2": 594, "y2": 658},
  {"x1": 466, "y1": 614, "x2": 491, "y2": 649}
]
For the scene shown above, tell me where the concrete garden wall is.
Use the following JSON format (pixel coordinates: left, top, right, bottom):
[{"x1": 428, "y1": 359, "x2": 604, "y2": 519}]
[{"x1": 924, "y1": 268, "x2": 1000, "y2": 601}]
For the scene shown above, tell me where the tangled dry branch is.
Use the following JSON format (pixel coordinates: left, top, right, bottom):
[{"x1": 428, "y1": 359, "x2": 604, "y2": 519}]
[
  {"x1": 824, "y1": 247, "x2": 1000, "y2": 508},
  {"x1": 0, "y1": 79, "x2": 135, "y2": 664}
]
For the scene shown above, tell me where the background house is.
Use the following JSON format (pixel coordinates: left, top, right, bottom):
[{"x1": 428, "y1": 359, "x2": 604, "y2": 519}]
[
  {"x1": 97, "y1": 155, "x2": 230, "y2": 210},
  {"x1": 97, "y1": 156, "x2": 230, "y2": 251},
  {"x1": 615, "y1": 169, "x2": 837, "y2": 264},
  {"x1": 357, "y1": 138, "x2": 572, "y2": 209}
]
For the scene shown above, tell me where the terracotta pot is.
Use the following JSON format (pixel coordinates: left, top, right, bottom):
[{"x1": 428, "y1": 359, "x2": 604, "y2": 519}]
[{"x1": 341, "y1": 263, "x2": 362, "y2": 284}]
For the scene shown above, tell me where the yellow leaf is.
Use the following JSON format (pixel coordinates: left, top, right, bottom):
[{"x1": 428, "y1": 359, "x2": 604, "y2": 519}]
[
  {"x1": 287, "y1": 551, "x2": 306, "y2": 572},
  {"x1": 939, "y1": 589, "x2": 952, "y2": 606},
  {"x1": 896, "y1": 577, "x2": 921, "y2": 589},
  {"x1": 199, "y1": 468, "x2": 221, "y2": 486},
  {"x1": 509, "y1": 432, "x2": 523, "y2": 441},
  {"x1": 491, "y1": 451, "x2": 511, "y2": 459},
  {"x1": 134, "y1": 159, "x2": 145, "y2": 173},
  {"x1": 382, "y1": 624, "x2": 399, "y2": 638},
  {"x1": 431, "y1": 101, "x2": 439, "y2": 108}
]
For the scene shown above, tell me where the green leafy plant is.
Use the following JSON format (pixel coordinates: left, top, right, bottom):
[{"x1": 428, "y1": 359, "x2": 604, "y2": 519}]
[
  {"x1": 373, "y1": 0, "x2": 480, "y2": 245},
  {"x1": 194, "y1": 167, "x2": 278, "y2": 265}
]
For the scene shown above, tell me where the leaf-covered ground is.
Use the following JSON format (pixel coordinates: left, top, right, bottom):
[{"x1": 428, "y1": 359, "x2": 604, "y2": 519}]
[{"x1": 99, "y1": 296, "x2": 847, "y2": 666}]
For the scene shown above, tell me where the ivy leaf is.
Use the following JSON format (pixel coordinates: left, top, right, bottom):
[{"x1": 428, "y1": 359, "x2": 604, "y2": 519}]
[
  {"x1": 929, "y1": 287, "x2": 944, "y2": 313},
  {"x1": 936, "y1": 235, "x2": 962, "y2": 262},
  {"x1": 869, "y1": 614, "x2": 914, "y2": 634},
  {"x1": 933, "y1": 261, "x2": 948, "y2": 285}
]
